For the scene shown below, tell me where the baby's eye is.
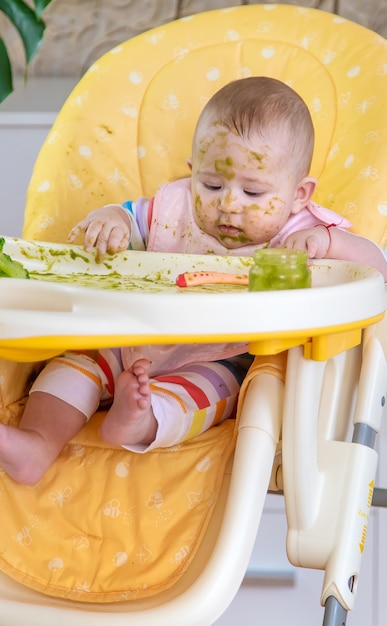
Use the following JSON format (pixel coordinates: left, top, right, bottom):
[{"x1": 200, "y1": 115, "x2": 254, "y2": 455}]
[
  {"x1": 204, "y1": 183, "x2": 222, "y2": 191},
  {"x1": 244, "y1": 190, "x2": 262, "y2": 197}
]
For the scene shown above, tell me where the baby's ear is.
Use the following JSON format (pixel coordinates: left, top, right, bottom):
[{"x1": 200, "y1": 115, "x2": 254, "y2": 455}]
[
  {"x1": 291, "y1": 176, "x2": 317, "y2": 214},
  {"x1": 186, "y1": 157, "x2": 193, "y2": 171}
]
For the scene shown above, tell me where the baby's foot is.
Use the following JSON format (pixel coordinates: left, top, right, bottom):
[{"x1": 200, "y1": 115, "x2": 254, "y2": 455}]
[
  {"x1": 0, "y1": 423, "x2": 48, "y2": 485},
  {"x1": 99, "y1": 359, "x2": 157, "y2": 446}
]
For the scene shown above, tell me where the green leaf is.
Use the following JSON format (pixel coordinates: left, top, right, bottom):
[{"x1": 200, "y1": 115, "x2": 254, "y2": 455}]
[
  {"x1": 0, "y1": 251, "x2": 30, "y2": 278},
  {"x1": 0, "y1": 237, "x2": 30, "y2": 278},
  {"x1": 0, "y1": 38, "x2": 13, "y2": 103},
  {"x1": 32, "y1": 0, "x2": 52, "y2": 19},
  {"x1": 0, "y1": 0, "x2": 45, "y2": 64}
]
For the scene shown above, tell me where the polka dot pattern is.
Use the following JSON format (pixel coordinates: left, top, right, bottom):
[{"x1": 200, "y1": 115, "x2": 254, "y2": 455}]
[
  {"x1": 22, "y1": 5, "x2": 386, "y2": 247},
  {"x1": 4, "y1": 4, "x2": 385, "y2": 604},
  {"x1": 0, "y1": 403, "x2": 235, "y2": 602}
]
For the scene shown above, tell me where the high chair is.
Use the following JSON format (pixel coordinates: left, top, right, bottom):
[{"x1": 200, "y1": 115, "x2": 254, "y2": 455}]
[{"x1": 0, "y1": 4, "x2": 386, "y2": 625}]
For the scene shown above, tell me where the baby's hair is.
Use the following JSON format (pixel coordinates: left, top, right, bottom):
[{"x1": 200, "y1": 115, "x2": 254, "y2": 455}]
[{"x1": 194, "y1": 76, "x2": 315, "y2": 180}]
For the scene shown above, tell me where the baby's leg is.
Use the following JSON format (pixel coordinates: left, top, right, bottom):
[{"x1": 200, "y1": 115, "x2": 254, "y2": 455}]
[
  {"x1": 0, "y1": 391, "x2": 86, "y2": 485},
  {"x1": 99, "y1": 359, "x2": 158, "y2": 446},
  {"x1": 100, "y1": 354, "x2": 253, "y2": 450}
]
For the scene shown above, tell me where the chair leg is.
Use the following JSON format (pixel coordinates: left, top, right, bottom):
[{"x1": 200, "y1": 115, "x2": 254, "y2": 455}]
[
  {"x1": 372, "y1": 487, "x2": 387, "y2": 507},
  {"x1": 321, "y1": 333, "x2": 386, "y2": 625},
  {"x1": 322, "y1": 596, "x2": 347, "y2": 626}
]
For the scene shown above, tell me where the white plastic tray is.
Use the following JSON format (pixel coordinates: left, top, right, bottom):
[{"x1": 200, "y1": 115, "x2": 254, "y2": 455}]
[{"x1": 0, "y1": 236, "x2": 385, "y2": 347}]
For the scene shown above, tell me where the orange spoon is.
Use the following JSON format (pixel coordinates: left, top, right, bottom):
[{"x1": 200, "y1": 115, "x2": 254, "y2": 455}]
[{"x1": 176, "y1": 271, "x2": 249, "y2": 287}]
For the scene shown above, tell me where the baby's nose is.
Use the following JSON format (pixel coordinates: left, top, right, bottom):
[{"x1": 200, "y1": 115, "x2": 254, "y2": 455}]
[{"x1": 219, "y1": 190, "x2": 239, "y2": 213}]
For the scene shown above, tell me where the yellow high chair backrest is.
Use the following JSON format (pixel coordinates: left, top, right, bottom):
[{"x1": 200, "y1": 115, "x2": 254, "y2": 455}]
[
  {"x1": 23, "y1": 4, "x2": 387, "y2": 248},
  {"x1": 0, "y1": 3, "x2": 386, "y2": 621}
]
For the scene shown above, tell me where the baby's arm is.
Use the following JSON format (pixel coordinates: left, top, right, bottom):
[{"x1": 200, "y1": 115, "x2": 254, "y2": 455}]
[
  {"x1": 68, "y1": 204, "x2": 132, "y2": 261},
  {"x1": 327, "y1": 228, "x2": 387, "y2": 280},
  {"x1": 285, "y1": 226, "x2": 387, "y2": 281}
]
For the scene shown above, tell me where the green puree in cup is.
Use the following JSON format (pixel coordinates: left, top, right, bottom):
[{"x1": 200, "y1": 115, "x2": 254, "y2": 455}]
[{"x1": 248, "y1": 248, "x2": 311, "y2": 291}]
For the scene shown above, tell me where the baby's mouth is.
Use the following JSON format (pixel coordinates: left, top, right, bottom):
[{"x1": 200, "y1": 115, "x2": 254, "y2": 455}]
[{"x1": 217, "y1": 224, "x2": 241, "y2": 238}]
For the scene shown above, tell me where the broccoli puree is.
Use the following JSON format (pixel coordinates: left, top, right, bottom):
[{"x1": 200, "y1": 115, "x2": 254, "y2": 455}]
[
  {"x1": 249, "y1": 249, "x2": 311, "y2": 291},
  {"x1": 3, "y1": 239, "x2": 251, "y2": 292},
  {"x1": 29, "y1": 271, "x2": 248, "y2": 293}
]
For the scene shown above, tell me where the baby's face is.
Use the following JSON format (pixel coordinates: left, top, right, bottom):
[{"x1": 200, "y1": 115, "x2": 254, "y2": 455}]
[{"x1": 191, "y1": 124, "x2": 301, "y2": 249}]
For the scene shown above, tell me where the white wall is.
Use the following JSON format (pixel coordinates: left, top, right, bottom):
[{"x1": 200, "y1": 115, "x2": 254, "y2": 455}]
[{"x1": 0, "y1": 79, "x2": 76, "y2": 237}]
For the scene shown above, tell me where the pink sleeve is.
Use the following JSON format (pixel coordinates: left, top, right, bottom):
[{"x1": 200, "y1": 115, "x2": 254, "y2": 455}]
[{"x1": 270, "y1": 202, "x2": 352, "y2": 247}]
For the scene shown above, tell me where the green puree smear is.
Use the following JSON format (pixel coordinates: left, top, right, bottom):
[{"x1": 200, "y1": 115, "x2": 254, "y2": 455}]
[
  {"x1": 5, "y1": 240, "x2": 250, "y2": 293},
  {"x1": 29, "y1": 271, "x2": 247, "y2": 293},
  {"x1": 0, "y1": 237, "x2": 30, "y2": 278}
]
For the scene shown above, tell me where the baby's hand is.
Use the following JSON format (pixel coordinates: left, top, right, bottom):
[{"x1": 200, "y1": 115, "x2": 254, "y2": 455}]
[
  {"x1": 284, "y1": 226, "x2": 330, "y2": 259},
  {"x1": 68, "y1": 204, "x2": 131, "y2": 261}
]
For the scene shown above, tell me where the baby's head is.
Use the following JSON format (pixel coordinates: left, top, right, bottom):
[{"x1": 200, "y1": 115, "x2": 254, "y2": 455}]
[
  {"x1": 190, "y1": 77, "x2": 317, "y2": 249},
  {"x1": 193, "y1": 76, "x2": 314, "y2": 181}
]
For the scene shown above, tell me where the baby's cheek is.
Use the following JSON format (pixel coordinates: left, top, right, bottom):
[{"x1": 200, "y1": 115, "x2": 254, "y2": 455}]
[
  {"x1": 245, "y1": 202, "x2": 277, "y2": 217},
  {"x1": 193, "y1": 194, "x2": 205, "y2": 224},
  {"x1": 194, "y1": 194, "x2": 216, "y2": 226},
  {"x1": 194, "y1": 193, "x2": 202, "y2": 213},
  {"x1": 245, "y1": 210, "x2": 281, "y2": 240}
]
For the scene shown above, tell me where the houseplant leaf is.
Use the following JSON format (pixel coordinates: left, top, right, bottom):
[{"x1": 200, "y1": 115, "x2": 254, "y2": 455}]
[
  {"x1": 32, "y1": 0, "x2": 52, "y2": 19},
  {"x1": 0, "y1": 0, "x2": 45, "y2": 64},
  {"x1": 0, "y1": 38, "x2": 13, "y2": 102},
  {"x1": 0, "y1": 0, "x2": 53, "y2": 103}
]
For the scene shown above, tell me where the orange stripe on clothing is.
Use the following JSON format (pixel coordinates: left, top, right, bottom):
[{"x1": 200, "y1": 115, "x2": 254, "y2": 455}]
[
  {"x1": 53, "y1": 357, "x2": 102, "y2": 390},
  {"x1": 149, "y1": 383, "x2": 187, "y2": 413},
  {"x1": 212, "y1": 397, "x2": 227, "y2": 426}
]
